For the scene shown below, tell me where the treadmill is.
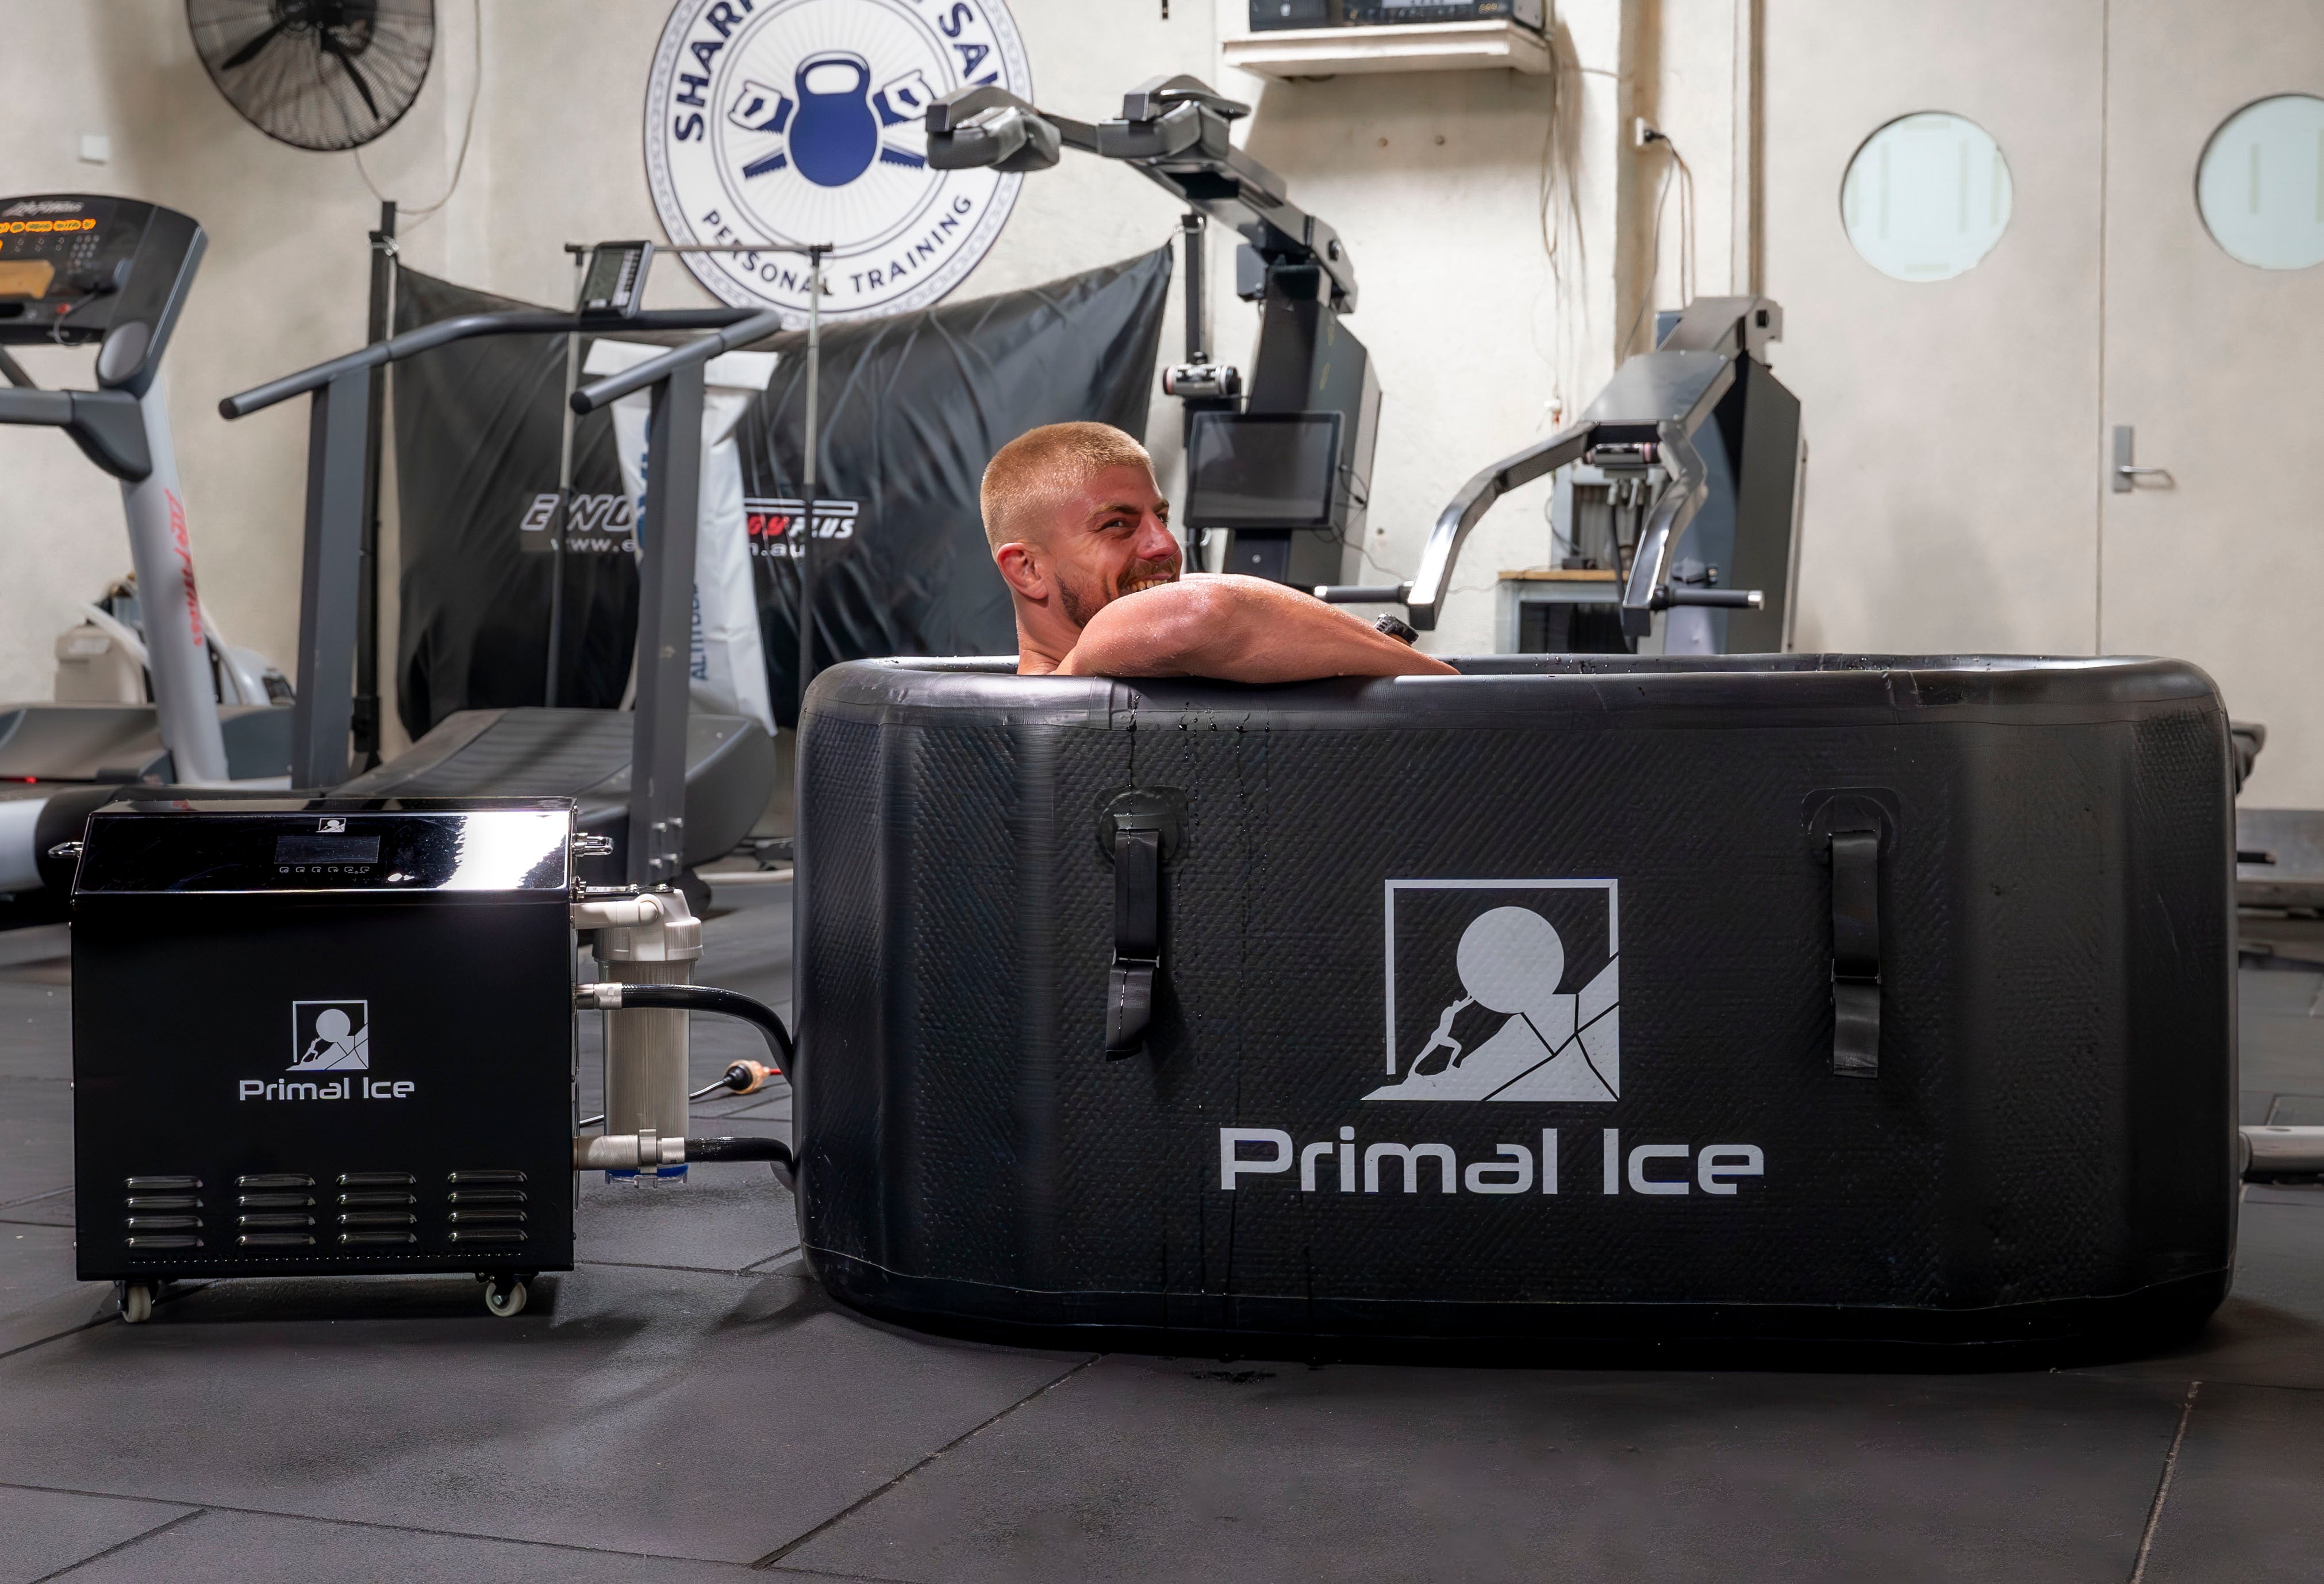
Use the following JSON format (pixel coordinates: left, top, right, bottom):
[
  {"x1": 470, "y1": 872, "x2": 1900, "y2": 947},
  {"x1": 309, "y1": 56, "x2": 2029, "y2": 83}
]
[
  {"x1": 0, "y1": 195, "x2": 294, "y2": 901},
  {"x1": 11, "y1": 239, "x2": 778, "y2": 903},
  {"x1": 217, "y1": 241, "x2": 777, "y2": 888}
]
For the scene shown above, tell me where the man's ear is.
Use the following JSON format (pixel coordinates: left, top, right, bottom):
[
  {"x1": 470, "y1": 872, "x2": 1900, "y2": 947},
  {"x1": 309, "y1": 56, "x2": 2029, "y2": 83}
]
[{"x1": 994, "y1": 541, "x2": 1048, "y2": 601}]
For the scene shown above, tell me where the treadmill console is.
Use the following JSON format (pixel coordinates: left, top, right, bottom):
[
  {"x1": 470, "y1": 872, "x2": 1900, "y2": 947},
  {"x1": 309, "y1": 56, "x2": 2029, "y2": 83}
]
[
  {"x1": 577, "y1": 240, "x2": 655, "y2": 325},
  {"x1": 0, "y1": 194, "x2": 203, "y2": 393}
]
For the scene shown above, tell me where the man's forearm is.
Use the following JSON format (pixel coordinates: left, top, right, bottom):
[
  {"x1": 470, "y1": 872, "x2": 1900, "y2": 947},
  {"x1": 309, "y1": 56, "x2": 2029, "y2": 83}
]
[{"x1": 1059, "y1": 576, "x2": 1457, "y2": 681}]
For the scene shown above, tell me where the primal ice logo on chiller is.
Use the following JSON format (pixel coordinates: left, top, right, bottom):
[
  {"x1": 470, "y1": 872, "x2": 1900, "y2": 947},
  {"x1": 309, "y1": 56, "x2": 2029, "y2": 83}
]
[
  {"x1": 291, "y1": 1001, "x2": 370, "y2": 1072},
  {"x1": 1370, "y1": 880, "x2": 1619, "y2": 1102},
  {"x1": 644, "y1": 0, "x2": 1032, "y2": 320},
  {"x1": 238, "y1": 1001, "x2": 416, "y2": 1103}
]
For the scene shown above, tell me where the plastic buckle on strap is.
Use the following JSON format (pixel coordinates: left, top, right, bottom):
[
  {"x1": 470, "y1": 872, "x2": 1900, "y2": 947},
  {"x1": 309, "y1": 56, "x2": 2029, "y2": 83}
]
[
  {"x1": 1106, "y1": 826, "x2": 1161, "y2": 1058},
  {"x1": 1829, "y1": 829, "x2": 1881, "y2": 1078}
]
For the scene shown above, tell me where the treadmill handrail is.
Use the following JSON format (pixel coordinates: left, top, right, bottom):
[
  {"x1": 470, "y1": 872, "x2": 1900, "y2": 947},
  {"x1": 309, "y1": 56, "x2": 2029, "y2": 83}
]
[
  {"x1": 220, "y1": 306, "x2": 762, "y2": 420},
  {"x1": 570, "y1": 307, "x2": 789, "y2": 415},
  {"x1": 0, "y1": 388, "x2": 74, "y2": 427}
]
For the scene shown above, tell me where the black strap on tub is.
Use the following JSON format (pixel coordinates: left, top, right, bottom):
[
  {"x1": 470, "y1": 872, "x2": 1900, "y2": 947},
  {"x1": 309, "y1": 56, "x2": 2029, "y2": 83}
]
[
  {"x1": 1098, "y1": 787, "x2": 1184, "y2": 1059},
  {"x1": 1829, "y1": 829, "x2": 1882, "y2": 1077},
  {"x1": 1107, "y1": 827, "x2": 1161, "y2": 1056}
]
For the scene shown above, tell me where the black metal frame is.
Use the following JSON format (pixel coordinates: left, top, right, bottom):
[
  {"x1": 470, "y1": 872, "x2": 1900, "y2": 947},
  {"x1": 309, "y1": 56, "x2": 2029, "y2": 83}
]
[
  {"x1": 1317, "y1": 297, "x2": 1796, "y2": 634},
  {"x1": 220, "y1": 300, "x2": 767, "y2": 879}
]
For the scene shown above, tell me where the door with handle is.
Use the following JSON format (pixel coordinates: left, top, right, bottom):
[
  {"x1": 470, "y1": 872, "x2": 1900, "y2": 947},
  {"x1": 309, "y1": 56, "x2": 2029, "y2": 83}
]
[{"x1": 2102, "y1": 0, "x2": 2324, "y2": 803}]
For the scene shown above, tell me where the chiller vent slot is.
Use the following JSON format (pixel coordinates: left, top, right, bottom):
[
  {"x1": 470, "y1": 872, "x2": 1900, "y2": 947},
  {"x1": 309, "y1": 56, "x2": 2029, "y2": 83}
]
[
  {"x1": 339, "y1": 1210, "x2": 417, "y2": 1228},
  {"x1": 237, "y1": 1213, "x2": 314, "y2": 1229},
  {"x1": 124, "y1": 1176, "x2": 201, "y2": 1191},
  {"x1": 237, "y1": 1173, "x2": 316, "y2": 1190},
  {"x1": 447, "y1": 1188, "x2": 526, "y2": 1205},
  {"x1": 125, "y1": 1235, "x2": 202, "y2": 1249},
  {"x1": 447, "y1": 1209, "x2": 527, "y2": 1225},
  {"x1": 124, "y1": 1195, "x2": 202, "y2": 1210},
  {"x1": 338, "y1": 1172, "x2": 417, "y2": 1187},
  {"x1": 447, "y1": 1228, "x2": 527, "y2": 1245},
  {"x1": 339, "y1": 1191, "x2": 416, "y2": 1207},
  {"x1": 446, "y1": 1170, "x2": 527, "y2": 1184},
  {"x1": 124, "y1": 1215, "x2": 200, "y2": 1230},
  {"x1": 239, "y1": 1233, "x2": 315, "y2": 1247},
  {"x1": 339, "y1": 1232, "x2": 417, "y2": 1247},
  {"x1": 239, "y1": 1192, "x2": 314, "y2": 1210}
]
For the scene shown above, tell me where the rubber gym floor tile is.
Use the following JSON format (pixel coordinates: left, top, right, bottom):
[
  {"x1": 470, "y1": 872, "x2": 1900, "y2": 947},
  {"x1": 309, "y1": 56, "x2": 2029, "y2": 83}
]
[
  {"x1": 2233, "y1": 1016, "x2": 2324, "y2": 1096},
  {"x1": 0, "y1": 1485, "x2": 195, "y2": 1584},
  {"x1": 0, "y1": 1220, "x2": 76, "y2": 1310},
  {"x1": 577, "y1": 1161, "x2": 797, "y2": 1274},
  {"x1": 0, "y1": 1261, "x2": 1087, "y2": 1566},
  {"x1": 2085, "y1": 1200, "x2": 2324, "y2": 1390},
  {"x1": 0, "y1": 1282, "x2": 114, "y2": 1360},
  {"x1": 0, "y1": 1183, "x2": 72, "y2": 1226},
  {"x1": 0, "y1": 989, "x2": 70, "y2": 1082},
  {"x1": 2264, "y1": 1092, "x2": 2324, "y2": 1125},
  {"x1": 778, "y1": 1359, "x2": 2188, "y2": 1584},
  {"x1": 0, "y1": 1077, "x2": 72, "y2": 1205},
  {"x1": 33, "y1": 1508, "x2": 824, "y2": 1584},
  {"x1": 2238, "y1": 965, "x2": 2322, "y2": 1019},
  {"x1": 2134, "y1": 1381, "x2": 2324, "y2": 1583}
]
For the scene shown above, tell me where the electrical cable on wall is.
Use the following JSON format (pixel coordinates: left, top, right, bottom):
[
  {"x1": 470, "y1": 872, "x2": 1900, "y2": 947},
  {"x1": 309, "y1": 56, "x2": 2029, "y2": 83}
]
[
  {"x1": 1535, "y1": 28, "x2": 1594, "y2": 429},
  {"x1": 1623, "y1": 120, "x2": 1699, "y2": 358},
  {"x1": 354, "y1": 0, "x2": 482, "y2": 231}
]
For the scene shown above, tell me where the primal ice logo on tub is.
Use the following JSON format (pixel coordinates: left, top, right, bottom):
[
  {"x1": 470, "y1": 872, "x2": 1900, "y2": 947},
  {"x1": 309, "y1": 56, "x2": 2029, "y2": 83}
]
[
  {"x1": 238, "y1": 1001, "x2": 415, "y2": 1102},
  {"x1": 1219, "y1": 879, "x2": 1766, "y2": 1200},
  {"x1": 644, "y1": 0, "x2": 1032, "y2": 321}
]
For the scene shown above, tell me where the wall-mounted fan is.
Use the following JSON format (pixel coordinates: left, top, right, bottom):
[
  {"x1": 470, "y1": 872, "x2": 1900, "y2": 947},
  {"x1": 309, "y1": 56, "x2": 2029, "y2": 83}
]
[{"x1": 187, "y1": 0, "x2": 436, "y2": 152}]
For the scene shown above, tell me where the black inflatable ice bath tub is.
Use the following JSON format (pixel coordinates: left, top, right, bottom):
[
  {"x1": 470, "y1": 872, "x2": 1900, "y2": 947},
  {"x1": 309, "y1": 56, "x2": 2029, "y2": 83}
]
[{"x1": 793, "y1": 655, "x2": 2237, "y2": 1352}]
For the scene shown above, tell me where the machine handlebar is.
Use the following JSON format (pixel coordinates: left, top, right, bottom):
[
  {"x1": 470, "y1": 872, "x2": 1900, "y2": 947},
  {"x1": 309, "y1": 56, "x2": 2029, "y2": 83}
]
[
  {"x1": 0, "y1": 388, "x2": 74, "y2": 427},
  {"x1": 220, "y1": 306, "x2": 763, "y2": 420},
  {"x1": 568, "y1": 307, "x2": 789, "y2": 415}
]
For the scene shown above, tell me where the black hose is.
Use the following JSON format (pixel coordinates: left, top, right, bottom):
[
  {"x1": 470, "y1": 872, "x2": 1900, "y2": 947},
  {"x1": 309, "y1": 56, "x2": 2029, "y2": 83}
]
[
  {"x1": 611, "y1": 984, "x2": 794, "y2": 1071},
  {"x1": 686, "y1": 1136, "x2": 794, "y2": 1169}
]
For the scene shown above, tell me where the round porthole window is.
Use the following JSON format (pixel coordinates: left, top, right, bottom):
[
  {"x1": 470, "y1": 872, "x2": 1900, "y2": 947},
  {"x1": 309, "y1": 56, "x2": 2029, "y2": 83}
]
[
  {"x1": 2196, "y1": 94, "x2": 2324, "y2": 271},
  {"x1": 1841, "y1": 113, "x2": 2014, "y2": 282}
]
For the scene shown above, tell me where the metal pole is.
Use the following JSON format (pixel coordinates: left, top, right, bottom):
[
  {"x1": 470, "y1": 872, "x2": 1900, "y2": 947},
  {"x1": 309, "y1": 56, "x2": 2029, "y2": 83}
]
[
  {"x1": 1181, "y1": 210, "x2": 1205, "y2": 363},
  {"x1": 546, "y1": 248, "x2": 583, "y2": 708},
  {"x1": 288, "y1": 367, "x2": 370, "y2": 788},
  {"x1": 626, "y1": 359, "x2": 705, "y2": 887},
  {"x1": 796, "y1": 246, "x2": 823, "y2": 719},
  {"x1": 354, "y1": 200, "x2": 395, "y2": 768}
]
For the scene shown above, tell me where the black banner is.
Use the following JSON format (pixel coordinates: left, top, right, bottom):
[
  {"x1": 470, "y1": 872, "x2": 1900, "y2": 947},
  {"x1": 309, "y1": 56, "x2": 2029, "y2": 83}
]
[{"x1": 389, "y1": 248, "x2": 1170, "y2": 738}]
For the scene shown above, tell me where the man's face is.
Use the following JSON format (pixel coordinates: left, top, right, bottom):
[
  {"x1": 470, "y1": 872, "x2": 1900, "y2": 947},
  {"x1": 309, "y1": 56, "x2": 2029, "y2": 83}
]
[{"x1": 1037, "y1": 463, "x2": 1182, "y2": 628}]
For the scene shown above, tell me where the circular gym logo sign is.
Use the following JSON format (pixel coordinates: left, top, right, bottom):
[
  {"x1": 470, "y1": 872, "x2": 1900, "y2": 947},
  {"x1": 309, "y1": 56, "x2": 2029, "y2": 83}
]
[{"x1": 644, "y1": 0, "x2": 1031, "y2": 321}]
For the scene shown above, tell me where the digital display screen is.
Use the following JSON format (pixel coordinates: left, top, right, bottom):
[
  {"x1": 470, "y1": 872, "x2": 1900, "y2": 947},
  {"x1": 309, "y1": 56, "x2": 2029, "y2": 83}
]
[
  {"x1": 1184, "y1": 412, "x2": 1342, "y2": 530},
  {"x1": 579, "y1": 243, "x2": 648, "y2": 313},
  {"x1": 0, "y1": 260, "x2": 54, "y2": 298},
  {"x1": 275, "y1": 834, "x2": 382, "y2": 865}
]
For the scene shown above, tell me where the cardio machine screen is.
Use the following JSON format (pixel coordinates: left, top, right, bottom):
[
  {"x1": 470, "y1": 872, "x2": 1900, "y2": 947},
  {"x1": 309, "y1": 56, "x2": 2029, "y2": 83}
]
[{"x1": 1184, "y1": 411, "x2": 1342, "y2": 530}]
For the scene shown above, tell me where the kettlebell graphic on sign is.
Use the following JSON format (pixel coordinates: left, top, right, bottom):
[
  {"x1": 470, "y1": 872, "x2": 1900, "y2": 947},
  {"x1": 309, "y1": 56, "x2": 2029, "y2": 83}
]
[{"x1": 789, "y1": 52, "x2": 878, "y2": 187}]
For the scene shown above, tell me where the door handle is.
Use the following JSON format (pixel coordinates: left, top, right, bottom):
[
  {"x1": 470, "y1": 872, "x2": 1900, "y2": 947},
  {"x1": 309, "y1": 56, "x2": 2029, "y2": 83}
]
[{"x1": 2112, "y1": 425, "x2": 2172, "y2": 492}]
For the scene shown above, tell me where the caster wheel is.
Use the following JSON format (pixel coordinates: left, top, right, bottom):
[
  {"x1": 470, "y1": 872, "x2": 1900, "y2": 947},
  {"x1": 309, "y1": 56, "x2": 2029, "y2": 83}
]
[
  {"x1": 117, "y1": 1282, "x2": 153, "y2": 1325},
  {"x1": 483, "y1": 1276, "x2": 528, "y2": 1318}
]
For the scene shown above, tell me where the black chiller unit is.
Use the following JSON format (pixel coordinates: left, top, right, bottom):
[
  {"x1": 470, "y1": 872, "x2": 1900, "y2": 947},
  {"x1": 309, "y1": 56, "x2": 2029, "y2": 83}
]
[
  {"x1": 63, "y1": 286, "x2": 804, "y2": 1325},
  {"x1": 71, "y1": 799, "x2": 578, "y2": 1318}
]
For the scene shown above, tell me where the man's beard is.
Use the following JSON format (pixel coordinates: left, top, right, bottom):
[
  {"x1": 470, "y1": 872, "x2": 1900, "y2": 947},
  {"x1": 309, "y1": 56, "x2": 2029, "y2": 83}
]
[{"x1": 1058, "y1": 554, "x2": 1180, "y2": 628}]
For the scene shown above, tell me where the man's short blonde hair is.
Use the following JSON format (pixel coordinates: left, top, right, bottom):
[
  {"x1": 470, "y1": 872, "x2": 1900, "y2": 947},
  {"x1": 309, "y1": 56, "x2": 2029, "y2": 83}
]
[{"x1": 979, "y1": 421, "x2": 1154, "y2": 553}]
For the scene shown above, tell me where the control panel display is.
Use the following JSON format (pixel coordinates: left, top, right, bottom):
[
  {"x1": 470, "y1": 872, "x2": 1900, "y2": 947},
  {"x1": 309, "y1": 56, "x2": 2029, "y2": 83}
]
[{"x1": 0, "y1": 195, "x2": 172, "y2": 346}]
